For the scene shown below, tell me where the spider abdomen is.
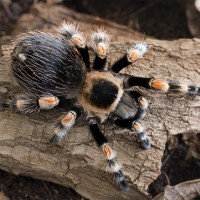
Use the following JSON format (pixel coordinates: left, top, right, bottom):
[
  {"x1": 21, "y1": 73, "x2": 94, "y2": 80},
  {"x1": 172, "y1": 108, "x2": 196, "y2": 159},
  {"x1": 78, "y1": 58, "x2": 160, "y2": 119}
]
[{"x1": 11, "y1": 32, "x2": 86, "y2": 98}]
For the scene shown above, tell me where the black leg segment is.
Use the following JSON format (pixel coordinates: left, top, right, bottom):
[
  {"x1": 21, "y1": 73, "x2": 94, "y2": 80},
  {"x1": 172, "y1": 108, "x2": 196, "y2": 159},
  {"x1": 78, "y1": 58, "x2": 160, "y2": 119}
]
[
  {"x1": 89, "y1": 123, "x2": 108, "y2": 147},
  {"x1": 124, "y1": 76, "x2": 152, "y2": 89},
  {"x1": 111, "y1": 55, "x2": 131, "y2": 73},
  {"x1": 93, "y1": 56, "x2": 107, "y2": 71},
  {"x1": 77, "y1": 46, "x2": 90, "y2": 70}
]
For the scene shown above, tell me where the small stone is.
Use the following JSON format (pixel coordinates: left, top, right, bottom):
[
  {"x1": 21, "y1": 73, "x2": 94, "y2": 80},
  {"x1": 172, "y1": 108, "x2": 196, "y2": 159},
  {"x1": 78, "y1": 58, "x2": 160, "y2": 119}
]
[
  {"x1": 0, "y1": 192, "x2": 10, "y2": 200},
  {"x1": 0, "y1": 87, "x2": 8, "y2": 93}
]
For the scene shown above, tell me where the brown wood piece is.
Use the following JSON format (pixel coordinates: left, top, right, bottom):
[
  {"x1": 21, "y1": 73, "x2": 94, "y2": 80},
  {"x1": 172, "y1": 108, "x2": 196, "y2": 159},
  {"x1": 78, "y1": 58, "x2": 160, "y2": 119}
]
[{"x1": 0, "y1": 2, "x2": 200, "y2": 200}]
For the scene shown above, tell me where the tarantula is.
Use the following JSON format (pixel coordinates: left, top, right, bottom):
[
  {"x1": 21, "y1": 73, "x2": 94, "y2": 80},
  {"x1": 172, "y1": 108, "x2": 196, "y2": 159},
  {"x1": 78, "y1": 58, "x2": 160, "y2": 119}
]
[{"x1": 6, "y1": 22, "x2": 200, "y2": 191}]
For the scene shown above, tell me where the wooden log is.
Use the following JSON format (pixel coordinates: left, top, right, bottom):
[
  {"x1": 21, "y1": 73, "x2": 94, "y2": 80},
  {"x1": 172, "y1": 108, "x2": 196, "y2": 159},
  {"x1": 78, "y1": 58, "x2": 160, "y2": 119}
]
[{"x1": 0, "y1": 2, "x2": 200, "y2": 200}]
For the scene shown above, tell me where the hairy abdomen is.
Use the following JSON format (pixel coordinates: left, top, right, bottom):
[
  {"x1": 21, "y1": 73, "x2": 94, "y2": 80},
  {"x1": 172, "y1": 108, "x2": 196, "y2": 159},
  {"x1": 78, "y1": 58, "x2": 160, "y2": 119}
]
[{"x1": 11, "y1": 32, "x2": 86, "y2": 98}]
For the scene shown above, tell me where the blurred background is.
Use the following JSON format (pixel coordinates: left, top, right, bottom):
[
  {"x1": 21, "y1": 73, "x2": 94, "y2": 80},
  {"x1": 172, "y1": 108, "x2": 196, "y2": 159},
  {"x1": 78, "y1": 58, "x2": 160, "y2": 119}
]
[
  {"x1": 0, "y1": 0, "x2": 200, "y2": 199},
  {"x1": 1, "y1": 0, "x2": 200, "y2": 39}
]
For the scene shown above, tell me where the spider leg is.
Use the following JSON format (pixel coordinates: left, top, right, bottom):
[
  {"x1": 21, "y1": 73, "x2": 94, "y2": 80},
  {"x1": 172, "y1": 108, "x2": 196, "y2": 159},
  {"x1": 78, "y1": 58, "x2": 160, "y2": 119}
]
[
  {"x1": 114, "y1": 118, "x2": 150, "y2": 149},
  {"x1": 3, "y1": 93, "x2": 59, "y2": 114},
  {"x1": 88, "y1": 119, "x2": 129, "y2": 191},
  {"x1": 124, "y1": 76, "x2": 200, "y2": 95},
  {"x1": 91, "y1": 29, "x2": 110, "y2": 71},
  {"x1": 129, "y1": 91, "x2": 148, "y2": 121},
  {"x1": 58, "y1": 21, "x2": 90, "y2": 69},
  {"x1": 114, "y1": 91, "x2": 150, "y2": 149},
  {"x1": 111, "y1": 42, "x2": 147, "y2": 73},
  {"x1": 50, "y1": 106, "x2": 81, "y2": 143},
  {"x1": 167, "y1": 83, "x2": 200, "y2": 95}
]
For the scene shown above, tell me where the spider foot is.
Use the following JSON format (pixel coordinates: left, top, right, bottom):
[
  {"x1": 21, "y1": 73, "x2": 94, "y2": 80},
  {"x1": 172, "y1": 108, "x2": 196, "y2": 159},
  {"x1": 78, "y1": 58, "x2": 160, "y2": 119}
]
[
  {"x1": 15, "y1": 94, "x2": 40, "y2": 114},
  {"x1": 58, "y1": 21, "x2": 86, "y2": 48},
  {"x1": 50, "y1": 134, "x2": 60, "y2": 144},
  {"x1": 127, "y1": 42, "x2": 147, "y2": 63},
  {"x1": 58, "y1": 21, "x2": 90, "y2": 68},
  {"x1": 138, "y1": 97, "x2": 148, "y2": 109},
  {"x1": 139, "y1": 132, "x2": 151, "y2": 149},
  {"x1": 91, "y1": 29, "x2": 110, "y2": 59},
  {"x1": 169, "y1": 84, "x2": 200, "y2": 95},
  {"x1": 133, "y1": 121, "x2": 151, "y2": 149},
  {"x1": 114, "y1": 171, "x2": 129, "y2": 191},
  {"x1": 134, "y1": 96, "x2": 148, "y2": 121},
  {"x1": 102, "y1": 144, "x2": 129, "y2": 191},
  {"x1": 111, "y1": 42, "x2": 147, "y2": 73},
  {"x1": 50, "y1": 111, "x2": 77, "y2": 144},
  {"x1": 91, "y1": 29, "x2": 110, "y2": 70}
]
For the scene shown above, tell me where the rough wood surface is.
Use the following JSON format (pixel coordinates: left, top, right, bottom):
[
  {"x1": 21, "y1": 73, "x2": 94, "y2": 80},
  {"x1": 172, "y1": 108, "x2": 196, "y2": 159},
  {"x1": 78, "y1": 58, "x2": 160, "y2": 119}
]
[{"x1": 0, "y1": 3, "x2": 200, "y2": 200}]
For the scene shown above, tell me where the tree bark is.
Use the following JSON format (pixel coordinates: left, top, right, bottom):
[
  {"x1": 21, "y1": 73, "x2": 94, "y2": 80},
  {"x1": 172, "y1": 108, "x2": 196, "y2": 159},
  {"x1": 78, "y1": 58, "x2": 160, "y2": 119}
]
[{"x1": 0, "y1": 3, "x2": 200, "y2": 200}]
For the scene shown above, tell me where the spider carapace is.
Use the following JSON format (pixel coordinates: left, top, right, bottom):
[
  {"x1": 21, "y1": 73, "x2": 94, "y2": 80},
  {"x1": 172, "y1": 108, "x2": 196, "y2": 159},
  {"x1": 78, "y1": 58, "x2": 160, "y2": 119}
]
[{"x1": 7, "y1": 22, "x2": 200, "y2": 191}]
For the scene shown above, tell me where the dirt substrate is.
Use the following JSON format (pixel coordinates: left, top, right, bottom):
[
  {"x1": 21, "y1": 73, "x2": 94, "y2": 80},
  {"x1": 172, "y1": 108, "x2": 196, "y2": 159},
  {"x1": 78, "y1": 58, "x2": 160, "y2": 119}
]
[{"x1": 0, "y1": 170, "x2": 85, "y2": 200}]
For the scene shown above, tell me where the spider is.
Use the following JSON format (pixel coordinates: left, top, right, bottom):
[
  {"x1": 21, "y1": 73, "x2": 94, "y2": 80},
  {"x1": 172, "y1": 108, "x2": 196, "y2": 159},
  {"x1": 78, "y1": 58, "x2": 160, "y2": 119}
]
[{"x1": 6, "y1": 21, "x2": 200, "y2": 191}]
